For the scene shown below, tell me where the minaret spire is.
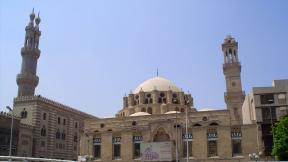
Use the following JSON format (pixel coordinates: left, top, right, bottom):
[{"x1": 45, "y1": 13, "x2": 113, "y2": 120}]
[
  {"x1": 16, "y1": 10, "x2": 42, "y2": 97},
  {"x1": 222, "y1": 35, "x2": 245, "y2": 125},
  {"x1": 156, "y1": 68, "x2": 159, "y2": 77}
]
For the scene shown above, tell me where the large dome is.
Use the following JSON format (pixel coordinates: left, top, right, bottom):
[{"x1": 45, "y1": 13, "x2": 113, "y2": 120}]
[{"x1": 133, "y1": 76, "x2": 182, "y2": 93}]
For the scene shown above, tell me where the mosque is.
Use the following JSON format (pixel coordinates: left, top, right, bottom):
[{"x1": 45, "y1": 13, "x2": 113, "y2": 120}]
[
  {"x1": 79, "y1": 35, "x2": 260, "y2": 162},
  {"x1": 9, "y1": 10, "x2": 287, "y2": 162}
]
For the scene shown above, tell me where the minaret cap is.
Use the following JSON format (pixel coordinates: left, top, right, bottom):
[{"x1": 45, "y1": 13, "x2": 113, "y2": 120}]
[
  {"x1": 30, "y1": 8, "x2": 35, "y2": 22},
  {"x1": 223, "y1": 35, "x2": 237, "y2": 44},
  {"x1": 35, "y1": 12, "x2": 41, "y2": 25}
]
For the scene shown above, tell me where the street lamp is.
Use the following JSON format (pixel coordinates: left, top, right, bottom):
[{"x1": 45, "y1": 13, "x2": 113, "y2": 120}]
[
  {"x1": 6, "y1": 106, "x2": 13, "y2": 161},
  {"x1": 174, "y1": 111, "x2": 181, "y2": 162},
  {"x1": 184, "y1": 97, "x2": 190, "y2": 162}
]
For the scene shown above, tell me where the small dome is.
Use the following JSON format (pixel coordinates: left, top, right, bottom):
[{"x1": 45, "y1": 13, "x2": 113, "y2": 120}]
[
  {"x1": 133, "y1": 76, "x2": 181, "y2": 94},
  {"x1": 130, "y1": 112, "x2": 151, "y2": 116},
  {"x1": 164, "y1": 111, "x2": 181, "y2": 114},
  {"x1": 198, "y1": 108, "x2": 216, "y2": 111}
]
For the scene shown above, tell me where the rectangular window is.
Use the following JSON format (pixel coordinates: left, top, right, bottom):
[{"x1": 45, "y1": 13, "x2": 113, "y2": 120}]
[
  {"x1": 183, "y1": 141, "x2": 192, "y2": 157},
  {"x1": 207, "y1": 129, "x2": 218, "y2": 157},
  {"x1": 260, "y1": 94, "x2": 274, "y2": 104},
  {"x1": 133, "y1": 136, "x2": 142, "y2": 159},
  {"x1": 232, "y1": 140, "x2": 241, "y2": 156},
  {"x1": 93, "y1": 137, "x2": 101, "y2": 159},
  {"x1": 94, "y1": 145, "x2": 101, "y2": 159},
  {"x1": 278, "y1": 94, "x2": 286, "y2": 104},
  {"x1": 208, "y1": 141, "x2": 217, "y2": 157},
  {"x1": 112, "y1": 137, "x2": 121, "y2": 160},
  {"x1": 182, "y1": 133, "x2": 192, "y2": 157},
  {"x1": 262, "y1": 107, "x2": 277, "y2": 122},
  {"x1": 133, "y1": 143, "x2": 140, "y2": 159},
  {"x1": 231, "y1": 128, "x2": 242, "y2": 156}
]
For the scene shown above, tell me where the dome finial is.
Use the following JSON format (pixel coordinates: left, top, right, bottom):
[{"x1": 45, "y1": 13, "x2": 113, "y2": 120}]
[{"x1": 156, "y1": 68, "x2": 159, "y2": 77}]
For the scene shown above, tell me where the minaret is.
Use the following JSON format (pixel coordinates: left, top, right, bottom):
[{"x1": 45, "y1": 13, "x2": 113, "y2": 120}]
[
  {"x1": 16, "y1": 9, "x2": 41, "y2": 97},
  {"x1": 222, "y1": 35, "x2": 245, "y2": 125}
]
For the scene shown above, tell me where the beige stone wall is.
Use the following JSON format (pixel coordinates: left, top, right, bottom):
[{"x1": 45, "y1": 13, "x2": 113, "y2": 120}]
[
  {"x1": 241, "y1": 124, "x2": 259, "y2": 156},
  {"x1": 81, "y1": 110, "x2": 259, "y2": 161},
  {"x1": 17, "y1": 124, "x2": 33, "y2": 157}
]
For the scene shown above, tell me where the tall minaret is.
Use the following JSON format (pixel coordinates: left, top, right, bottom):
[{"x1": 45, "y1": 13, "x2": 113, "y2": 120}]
[
  {"x1": 222, "y1": 35, "x2": 245, "y2": 125},
  {"x1": 16, "y1": 9, "x2": 41, "y2": 97}
]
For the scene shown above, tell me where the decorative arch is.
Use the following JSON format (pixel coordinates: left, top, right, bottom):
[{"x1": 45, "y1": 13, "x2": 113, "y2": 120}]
[
  {"x1": 193, "y1": 123, "x2": 201, "y2": 127},
  {"x1": 153, "y1": 127, "x2": 170, "y2": 142},
  {"x1": 209, "y1": 122, "x2": 219, "y2": 126}
]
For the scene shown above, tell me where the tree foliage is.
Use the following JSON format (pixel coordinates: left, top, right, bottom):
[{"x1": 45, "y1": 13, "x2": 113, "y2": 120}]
[{"x1": 272, "y1": 115, "x2": 288, "y2": 160}]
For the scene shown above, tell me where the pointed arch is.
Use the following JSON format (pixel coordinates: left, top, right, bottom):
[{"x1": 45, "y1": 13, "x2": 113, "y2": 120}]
[
  {"x1": 153, "y1": 127, "x2": 170, "y2": 142},
  {"x1": 209, "y1": 122, "x2": 219, "y2": 126}
]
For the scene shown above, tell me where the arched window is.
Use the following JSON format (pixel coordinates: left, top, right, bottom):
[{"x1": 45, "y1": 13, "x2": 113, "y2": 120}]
[
  {"x1": 58, "y1": 117, "x2": 61, "y2": 124},
  {"x1": 74, "y1": 133, "x2": 78, "y2": 142},
  {"x1": 158, "y1": 98, "x2": 162, "y2": 103},
  {"x1": 146, "y1": 93, "x2": 153, "y2": 104},
  {"x1": 147, "y1": 107, "x2": 152, "y2": 114},
  {"x1": 75, "y1": 122, "x2": 78, "y2": 128},
  {"x1": 172, "y1": 93, "x2": 179, "y2": 104},
  {"x1": 43, "y1": 113, "x2": 46, "y2": 120},
  {"x1": 21, "y1": 109, "x2": 28, "y2": 118},
  {"x1": 61, "y1": 130, "x2": 66, "y2": 140},
  {"x1": 41, "y1": 126, "x2": 46, "y2": 136},
  {"x1": 144, "y1": 99, "x2": 148, "y2": 104},
  {"x1": 141, "y1": 108, "x2": 146, "y2": 112},
  {"x1": 56, "y1": 129, "x2": 60, "y2": 139},
  {"x1": 228, "y1": 48, "x2": 233, "y2": 63},
  {"x1": 158, "y1": 93, "x2": 166, "y2": 104},
  {"x1": 181, "y1": 108, "x2": 185, "y2": 113}
]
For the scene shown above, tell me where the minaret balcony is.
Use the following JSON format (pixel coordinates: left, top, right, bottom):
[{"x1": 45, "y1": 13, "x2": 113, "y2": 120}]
[
  {"x1": 21, "y1": 47, "x2": 40, "y2": 58},
  {"x1": 222, "y1": 62, "x2": 241, "y2": 68},
  {"x1": 16, "y1": 73, "x2": 39, "y2": 86},
  {"x1": 224, "y1": 91, "x2": 245, "y2": 103}
]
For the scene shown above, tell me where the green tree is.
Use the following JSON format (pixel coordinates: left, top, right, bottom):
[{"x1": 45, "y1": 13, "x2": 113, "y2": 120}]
[{"x1": 272, "y1": 115, "x2": 288, "y2": 160}]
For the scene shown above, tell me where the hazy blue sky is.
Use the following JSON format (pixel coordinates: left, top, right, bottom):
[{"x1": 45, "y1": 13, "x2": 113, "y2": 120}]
[{"x1": 0, "y1": 0, "x2": 287, "y2": 117}]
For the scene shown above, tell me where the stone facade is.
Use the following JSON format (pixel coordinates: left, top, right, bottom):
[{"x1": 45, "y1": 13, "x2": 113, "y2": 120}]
[
  {"x1": 13, "y1": 95, "x2": 95, "y2": 160},
  {"x1": 242, "y1": 79, "x2": 288, "y2": 156},
  {"x1": 82, "y1": 111, "x2": 258, "y2": 162},
  {"x1": 80, "y1": 36, "x2": 261, "y2": 162}
]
